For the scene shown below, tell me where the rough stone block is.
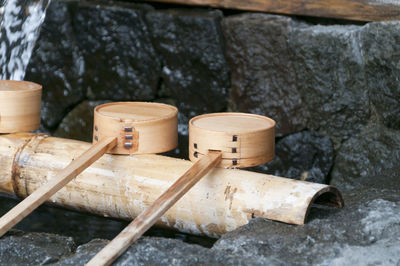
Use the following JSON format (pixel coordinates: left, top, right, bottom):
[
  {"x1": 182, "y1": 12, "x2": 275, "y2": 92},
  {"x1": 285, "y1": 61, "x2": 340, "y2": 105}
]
[
  {"x1": 146, "y1": 9, "x2": 230, "y2": 125},
  {"x1": 74, "y1": 2, "x2": 159, "y2": 101},
  {"x1": 289, "y1": 24, "x2": 369, "y2": 145},
  {"x1": 223, "y1": 13, "x2": 307, "y2": 136},
  {"x1": 213, "y1": 188, "x2": 400, "y2": 265},
  {"x1": 251, "y1": 131, "x2": 334, "y2": 184},
  {"x1": 331, "y1": 124, "x2": 400, "y2": 191},
  {"x1": 360, "y1": 22, "x2": 400, "y2": 130},
  {"x1": 0, "y1": 231, "x2": 75, "y2": 265},
  {"x1": 25, "y1": 1, "x2": 85, "y2": 129}
]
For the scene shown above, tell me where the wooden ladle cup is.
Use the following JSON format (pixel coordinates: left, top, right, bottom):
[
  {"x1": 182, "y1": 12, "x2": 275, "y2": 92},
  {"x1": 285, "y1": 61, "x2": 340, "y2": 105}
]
[
  {"x1": 88, "y1": 112, "x2": 275, "y2": 266},
  {"x1": 0, "y1": 102, "x2": 178, "y2": 238},
  {"x1": 0, "y1": 80, "x2": 42, "y2": 133}
]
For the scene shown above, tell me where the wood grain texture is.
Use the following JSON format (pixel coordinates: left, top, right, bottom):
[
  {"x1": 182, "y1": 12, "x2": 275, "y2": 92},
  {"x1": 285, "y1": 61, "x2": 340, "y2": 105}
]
[
  {"x1": 0, "y1": 80, "x2": 42, "y2": 133},
  {"x1": 93, "y1": 102, "x2": 178, "y2": 155},
  {"x1": 86, "y1": 151, "x2": 222, "y2": 266},
  {"x1": 0, "y1": 136, "x2": 117, "y2": 238},
  {"x1": 0, "y1": 134, "x2": 343, "y2": 238},
  {"x1": 144, "y1": 0, "x2": 400, "y2": 21},
  {"x1": 189, "y1": 113, "x2": 275, "y2": 168}
]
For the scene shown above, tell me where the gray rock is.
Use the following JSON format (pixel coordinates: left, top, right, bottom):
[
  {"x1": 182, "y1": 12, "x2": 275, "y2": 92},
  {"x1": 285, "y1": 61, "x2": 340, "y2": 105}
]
[
  {"x1": 251, "y1": 131, "x2": 334, "y2": 184},
  {"x1": 57, "y1": 238, "x2": 214, "y2": 265},
  {"x1": 289, "y1": 24, "x2": 369, "y2": 145},
  {"x1": 0, "y1": 231, "x2": 75, "y2": 265},
  {"x1": 74, "y1": 2, "x2": 159, "y2": 101},
  {"x1": 331, "y1": 124, "x2": 400, "y2": 191},
  {"x1": 54, "y1": 100, "x2": 109, "y2": 142},
  {"x1": 2, "y1": 189, "x2": 399, "y2": 266},
  {"x1": 56, "y1": 236, "x2": 279, "y2": 266},
  {"x1": 213, "y1": 188, "x2": 400, "y2": 265},
  {"x1": 25, "y1": 0, "x2": 86, "y2": 129},
  {"x1": 146, "y1": 9, "x2": 230, "y2": 125},
  {"x1": 360, "y1": 22, "x2": 400, "y2": 130},
  {"x1": 55, "y1": 239, "x2": 107, "y2": 265},
  {"x1": 223, "y1": 13, "x2": 307, "y2": 136},
  {"x1": 107, "y1": 238, "x2": 213, "y2": 265}
]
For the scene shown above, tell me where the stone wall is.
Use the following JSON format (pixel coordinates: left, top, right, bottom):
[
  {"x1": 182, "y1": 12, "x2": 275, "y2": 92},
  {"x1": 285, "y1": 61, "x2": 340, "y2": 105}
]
[
  {"x1": 1, "y1": 0, "x2": 399, "y2": 265},
  {"x1": 25, "y1": 0, "x2": 400, "y2": 189}
]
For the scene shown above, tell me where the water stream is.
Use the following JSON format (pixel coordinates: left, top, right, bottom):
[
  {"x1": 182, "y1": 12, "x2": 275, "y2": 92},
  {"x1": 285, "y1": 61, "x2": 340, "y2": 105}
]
[{"x1": 0, "y1": 0, "x2": 50, "y2": 80}]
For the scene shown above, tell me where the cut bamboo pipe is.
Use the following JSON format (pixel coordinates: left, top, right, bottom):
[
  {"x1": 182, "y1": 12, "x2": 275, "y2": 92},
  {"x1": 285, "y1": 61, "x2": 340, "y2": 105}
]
[
  {"x1": 87, "y1": 151, "x2": 222, "y2": 266},
  {"x1": 0, "y1": 133, "x2": 343, "y2": 238},
  {"x1": 0, "y1": 137, "x2": 117, "y2": 238}
]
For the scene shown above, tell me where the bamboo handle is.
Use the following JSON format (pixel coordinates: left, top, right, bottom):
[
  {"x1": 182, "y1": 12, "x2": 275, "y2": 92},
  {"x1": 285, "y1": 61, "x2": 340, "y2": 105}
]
[
  {"x1": 86, "y1": 150, "x2": 222, "y2": 266},
  {"x1": 0, "y1": 137, "x2": 117, "y2": 238}
]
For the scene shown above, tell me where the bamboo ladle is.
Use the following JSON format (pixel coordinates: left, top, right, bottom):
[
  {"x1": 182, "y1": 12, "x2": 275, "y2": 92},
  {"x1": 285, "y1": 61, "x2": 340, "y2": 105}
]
[
  {"x1": 0, "y1": 101, "x2": 178, "y2": 238},
  {"x1": 87, "y1": 112, "x2": 275, "y2": 266}
]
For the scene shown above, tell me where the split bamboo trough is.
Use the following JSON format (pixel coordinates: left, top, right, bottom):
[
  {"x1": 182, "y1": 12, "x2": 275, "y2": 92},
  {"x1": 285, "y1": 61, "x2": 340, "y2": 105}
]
[{"x1": 0, "y1": 133, "x2": 343, "y2": 237}]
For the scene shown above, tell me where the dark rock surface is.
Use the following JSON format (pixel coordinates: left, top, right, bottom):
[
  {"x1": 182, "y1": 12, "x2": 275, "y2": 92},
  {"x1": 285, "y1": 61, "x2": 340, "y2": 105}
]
[
  {"x1": 56, "y1": 238, "x2": 212, "y2": 265},
  {"x1": 360, "y1": 22, "x2": 400, "y2": 130},
  {"x1": 25, "y1": 1, "x2": 86, "y2": 129},
  {"x1": 251, "y1": 131, "x2": 334, "y2": 184},
  {"x1": 0, "y1": 231, "x2": 75, "y2": 265},
  {"x1": 1, "y1": 187, "x2": 398, "y2": 265},
  {"x1": 331, "y1": 124, "x2": 400, "y2": 191},
  {"x1": 289, "y1": 24, "x2": 370, "y2": 145},
  {"x1": 75, "y1": 2, "x2": 159, "y2": 101},
  {"x1": 146, "y1": 9, "x2": 230, "y2": 125},
  {"x1": 55, "y1": 239, "x2": 107, "y2": 265},
  {"x1": 54, "y1": 100, "x2": 109, "y2": 142},
  {"x1": 213, "y1": 187, "x2": 400, "y2": 265},
  {"x1": 223, "y1": 14, "x2": 307, "y2": 136}
]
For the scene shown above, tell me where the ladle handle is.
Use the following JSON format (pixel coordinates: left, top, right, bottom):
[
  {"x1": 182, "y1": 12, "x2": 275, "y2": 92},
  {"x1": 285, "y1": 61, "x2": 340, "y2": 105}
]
[
  {"x1": 0, "y1": 137, "x2": 117, "y2": 238},
  {"x1": 86, "y1": 150, "x2": 222, "y2": 266}
]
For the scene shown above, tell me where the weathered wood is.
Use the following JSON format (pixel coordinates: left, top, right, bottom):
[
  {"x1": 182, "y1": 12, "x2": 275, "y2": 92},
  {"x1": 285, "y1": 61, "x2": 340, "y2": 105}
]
[
  {"x1": 0, "y1": 137, "x2": 117, "y2": 237},
  {"x1": 0, "y1": 133, "x2": 343, "y2": 237},
  {"x1": 87, "y1": 151, "x2": 222, "y2": 266},
  {"x1": 145, "y1": 0, "x2": 400, "y2": 21}
]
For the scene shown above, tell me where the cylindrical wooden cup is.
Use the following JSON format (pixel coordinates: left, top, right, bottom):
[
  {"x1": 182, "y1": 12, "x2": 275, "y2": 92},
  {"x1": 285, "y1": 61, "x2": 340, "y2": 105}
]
[
  {"x1": 189, "y1": 113, "x2": 275, "y2": 168},
  {"x1": 93, "y1": 102, "x2": 178, "y2": 154},
  {"x1": 0, "y1": 80, "x2": 42, "y2": 133}
]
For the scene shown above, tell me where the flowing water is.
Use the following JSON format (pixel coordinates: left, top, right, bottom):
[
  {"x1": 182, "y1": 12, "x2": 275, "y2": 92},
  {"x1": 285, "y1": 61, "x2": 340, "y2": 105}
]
[{"x1": 0, "y1": 0, "x2": 50, "y2": 80}]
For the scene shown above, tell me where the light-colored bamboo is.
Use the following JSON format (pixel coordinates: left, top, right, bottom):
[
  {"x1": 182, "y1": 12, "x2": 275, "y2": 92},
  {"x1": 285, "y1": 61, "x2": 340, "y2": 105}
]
[
  {"x1": 87, "y1": 151, "x2": 222, "y2": 266},
  {"x1": 0, "y1": 101, "x2": 178, "y2": 237},
  {"x1": 91, "y1": 112, "x2": 275, "y2": 264},
  {"x1": 0, "y1": 80, "x2": 42, "y2": 133},
  {"x1": 189, "y1": 113, "x2": 275, "y2": 168},
  {"x1": 0, "y1": 137, "x2": 117, "y2": 238},
  {"x1": 93, "y1": 102, "x2": 178, "y2": 154},
  {"x1": 0, "y1": 133, "x2": 343, "y2": 237}
]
